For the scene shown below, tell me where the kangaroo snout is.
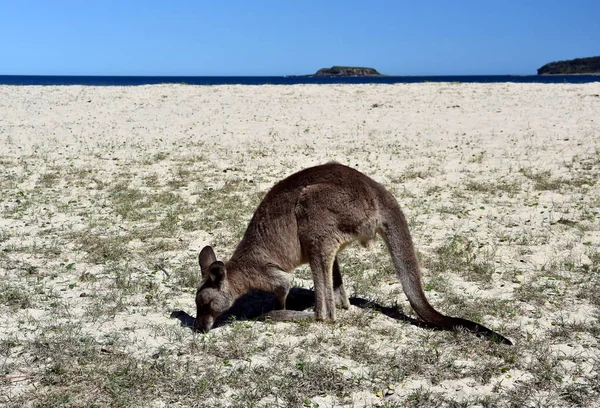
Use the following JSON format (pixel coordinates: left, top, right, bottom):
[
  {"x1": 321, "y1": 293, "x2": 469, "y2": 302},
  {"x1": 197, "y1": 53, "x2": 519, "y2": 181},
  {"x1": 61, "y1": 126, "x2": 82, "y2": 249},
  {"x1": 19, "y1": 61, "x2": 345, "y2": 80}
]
[{"x1": 193, "y1": 316, "x2": 214, "y2": 333}]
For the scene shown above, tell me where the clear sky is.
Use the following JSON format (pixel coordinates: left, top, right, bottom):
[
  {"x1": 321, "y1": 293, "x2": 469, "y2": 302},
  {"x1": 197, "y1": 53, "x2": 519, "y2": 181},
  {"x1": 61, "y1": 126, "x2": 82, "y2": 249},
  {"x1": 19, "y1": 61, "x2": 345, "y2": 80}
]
[{"x1": 1, "y1": 0, "x2": 598, "y2": 76}]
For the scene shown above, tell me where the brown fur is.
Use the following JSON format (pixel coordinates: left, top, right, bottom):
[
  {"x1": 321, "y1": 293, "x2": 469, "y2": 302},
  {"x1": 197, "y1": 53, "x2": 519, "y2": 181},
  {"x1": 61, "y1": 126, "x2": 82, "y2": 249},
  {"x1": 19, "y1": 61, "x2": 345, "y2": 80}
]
[{"x1": 195, "y1": 163, "x2": 512, "y2": 344}]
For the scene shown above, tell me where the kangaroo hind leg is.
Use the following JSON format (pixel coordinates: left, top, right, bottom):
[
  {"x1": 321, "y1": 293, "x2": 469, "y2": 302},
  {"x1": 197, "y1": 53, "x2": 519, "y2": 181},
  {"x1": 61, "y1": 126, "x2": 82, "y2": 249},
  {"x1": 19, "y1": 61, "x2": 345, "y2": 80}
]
[
  {"x1": 296, "y1": 182, "x2": 357, "y2": 321},
  {"x1": 307, "y1": 249, "x2": 337, "y2": 321},
  {"x1": 333, "y1": 257, "x2": 350, "y2": 309}
]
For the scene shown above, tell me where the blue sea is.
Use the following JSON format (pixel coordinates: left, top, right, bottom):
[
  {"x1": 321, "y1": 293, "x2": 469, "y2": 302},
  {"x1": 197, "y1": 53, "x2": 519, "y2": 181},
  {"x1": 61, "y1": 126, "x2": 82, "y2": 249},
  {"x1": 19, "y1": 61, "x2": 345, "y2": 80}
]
[{"x1": 0, "y1": 75, "x2": 598, "y2": 86}]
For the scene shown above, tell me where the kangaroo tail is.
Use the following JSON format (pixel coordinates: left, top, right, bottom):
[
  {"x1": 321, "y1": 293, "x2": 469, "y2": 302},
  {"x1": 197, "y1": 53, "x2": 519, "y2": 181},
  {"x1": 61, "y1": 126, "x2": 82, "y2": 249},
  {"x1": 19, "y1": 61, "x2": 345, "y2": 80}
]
[{"x1": 380, "y1": 203, "x2": 512, "y2": 345}]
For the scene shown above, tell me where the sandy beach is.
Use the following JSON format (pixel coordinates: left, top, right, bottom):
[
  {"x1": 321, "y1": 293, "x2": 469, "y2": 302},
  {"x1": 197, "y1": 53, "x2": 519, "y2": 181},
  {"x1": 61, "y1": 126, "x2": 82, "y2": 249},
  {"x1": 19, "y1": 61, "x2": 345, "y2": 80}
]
[{"x1": 1, "y1": 83, "x2": 599, "y2": 406}]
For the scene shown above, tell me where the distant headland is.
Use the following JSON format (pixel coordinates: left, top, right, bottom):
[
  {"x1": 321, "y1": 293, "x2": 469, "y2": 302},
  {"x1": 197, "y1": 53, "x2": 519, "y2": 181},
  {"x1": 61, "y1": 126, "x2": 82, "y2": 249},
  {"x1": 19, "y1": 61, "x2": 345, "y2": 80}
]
[
  {"x1": 537, "y1": 56, "x2": 600, "y2": 75},
  {"x1": 311, "y1": 66, "x2": 384, "y2": 77}
]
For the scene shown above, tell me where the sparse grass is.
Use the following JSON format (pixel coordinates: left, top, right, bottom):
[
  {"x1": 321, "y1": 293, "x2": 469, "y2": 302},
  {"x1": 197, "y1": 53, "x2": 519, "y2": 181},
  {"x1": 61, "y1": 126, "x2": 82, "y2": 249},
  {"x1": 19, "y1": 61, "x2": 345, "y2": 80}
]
[
  {"x1": 171, "y1": 258, "x2": 202, "y2": 289},
  {"x1": 520, "y1": 166, "x2": 598, "y2": 192},
  {"x1": 464, "y1": 177, "x2": 522, "y2": 197},
  {"x1": 422, "y1": 234, "x2": 498, "y2": 284},
  {"x1": 520, "y1": 168, "x2": 562, "y2": 191},
  {"x1": 0, "y1": 282, "x2": 33, "y2": 310},
  {"x1": 1, "y1": 84, "x2": 599, "y2": 407},
  {"x1": 75, "y1": 232, "x2": 131, "y2": 264},
  {"x1": 390, "y1": 164, "x2": 437, "y2": 182},
  {"x1": 4, "y1": 333, "x2": 227, "y2": 407}
]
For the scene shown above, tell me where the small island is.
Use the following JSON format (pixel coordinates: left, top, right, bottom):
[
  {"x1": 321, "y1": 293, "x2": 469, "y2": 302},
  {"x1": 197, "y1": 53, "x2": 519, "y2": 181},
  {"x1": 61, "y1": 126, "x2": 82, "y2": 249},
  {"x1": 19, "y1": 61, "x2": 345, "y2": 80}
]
[
  {"x1": 312, "y1": 66, "x2": 383, "y2": 77},
  {"x1": 537, "y1": 56, "x2": 600, "y2": 75}
]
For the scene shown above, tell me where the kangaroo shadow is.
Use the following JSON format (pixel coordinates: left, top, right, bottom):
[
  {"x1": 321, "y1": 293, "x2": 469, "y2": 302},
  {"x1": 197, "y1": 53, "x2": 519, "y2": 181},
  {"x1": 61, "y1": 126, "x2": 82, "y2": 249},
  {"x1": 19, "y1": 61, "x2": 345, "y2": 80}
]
[{"x1": 170, "y1": 287, "x2": 441, "y2": 331}]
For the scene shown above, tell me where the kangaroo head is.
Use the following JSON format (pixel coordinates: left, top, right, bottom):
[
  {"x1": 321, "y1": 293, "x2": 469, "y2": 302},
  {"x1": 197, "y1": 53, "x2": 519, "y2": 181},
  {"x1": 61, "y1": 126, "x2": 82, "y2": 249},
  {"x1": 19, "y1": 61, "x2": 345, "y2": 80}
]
[{"x1": 194, "y1": 246, "x2": 235, "y2": 332}]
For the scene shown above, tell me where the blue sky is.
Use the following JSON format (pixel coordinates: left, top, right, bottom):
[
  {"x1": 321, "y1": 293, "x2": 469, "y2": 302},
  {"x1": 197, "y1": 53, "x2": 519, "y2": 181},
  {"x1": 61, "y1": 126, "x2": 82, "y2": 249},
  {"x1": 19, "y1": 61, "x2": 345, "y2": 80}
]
[{"x1": 1, "y1": 0, "x2": 598, "y2": 76}]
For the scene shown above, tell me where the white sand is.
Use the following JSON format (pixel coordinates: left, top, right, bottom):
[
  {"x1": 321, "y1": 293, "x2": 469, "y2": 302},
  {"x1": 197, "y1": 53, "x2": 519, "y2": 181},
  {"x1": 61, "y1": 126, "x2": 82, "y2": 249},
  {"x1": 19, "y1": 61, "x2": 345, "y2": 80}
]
[{"x1": 1, "y1": 83, "x2": 599, "y2": 406}]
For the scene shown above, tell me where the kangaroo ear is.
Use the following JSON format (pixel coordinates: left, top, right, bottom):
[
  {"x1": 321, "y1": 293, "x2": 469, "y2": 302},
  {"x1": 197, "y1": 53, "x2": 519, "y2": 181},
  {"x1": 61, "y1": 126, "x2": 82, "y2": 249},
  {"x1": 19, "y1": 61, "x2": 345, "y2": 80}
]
[
  {"x1": 208, "y1": 261, "x2": 227, "y2": 288},
  {"x1": 199, "y1": 246, "x2": 217, "y2": 279}
]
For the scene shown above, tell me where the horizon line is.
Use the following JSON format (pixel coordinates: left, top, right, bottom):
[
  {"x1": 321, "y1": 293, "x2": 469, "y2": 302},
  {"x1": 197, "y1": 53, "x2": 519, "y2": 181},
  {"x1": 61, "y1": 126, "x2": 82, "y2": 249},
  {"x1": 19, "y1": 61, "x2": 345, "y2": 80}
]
[{"x1": 0, "y1": 73, "x2": 541, "y2": 77}]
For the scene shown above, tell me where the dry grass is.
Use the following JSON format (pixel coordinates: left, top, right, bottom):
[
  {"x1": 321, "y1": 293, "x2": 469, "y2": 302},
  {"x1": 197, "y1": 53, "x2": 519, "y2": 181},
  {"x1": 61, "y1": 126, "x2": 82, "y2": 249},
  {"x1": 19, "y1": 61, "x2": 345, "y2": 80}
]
[{"x1": 1, "y1": 83, "x2": 599, "y2": 407}]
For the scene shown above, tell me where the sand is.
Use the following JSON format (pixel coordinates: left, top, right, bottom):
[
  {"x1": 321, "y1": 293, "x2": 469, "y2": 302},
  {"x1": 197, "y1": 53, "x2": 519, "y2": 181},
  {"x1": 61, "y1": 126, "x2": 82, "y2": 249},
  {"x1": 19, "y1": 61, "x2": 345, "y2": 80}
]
[{"x1": 0, "y1": 83, "x2": 599, "y2": 406}]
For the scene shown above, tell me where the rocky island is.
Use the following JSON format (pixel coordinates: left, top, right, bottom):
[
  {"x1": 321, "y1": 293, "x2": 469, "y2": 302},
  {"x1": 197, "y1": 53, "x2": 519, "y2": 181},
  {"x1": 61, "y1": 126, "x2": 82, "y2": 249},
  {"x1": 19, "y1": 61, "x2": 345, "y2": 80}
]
[
  {"x1": 312, "y1": 66, "x2": 383, "y2": 77},
  {"x1": 537, "y1": 56, "x2": 600, "y2": 75}
]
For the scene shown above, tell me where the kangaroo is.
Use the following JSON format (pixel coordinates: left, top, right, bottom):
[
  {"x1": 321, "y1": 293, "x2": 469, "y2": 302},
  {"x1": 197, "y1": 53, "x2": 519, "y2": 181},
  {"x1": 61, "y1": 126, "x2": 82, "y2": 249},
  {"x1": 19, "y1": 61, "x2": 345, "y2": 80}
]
[{"x1": 195, "y1": 163, "x2": 512, "y2": 345}]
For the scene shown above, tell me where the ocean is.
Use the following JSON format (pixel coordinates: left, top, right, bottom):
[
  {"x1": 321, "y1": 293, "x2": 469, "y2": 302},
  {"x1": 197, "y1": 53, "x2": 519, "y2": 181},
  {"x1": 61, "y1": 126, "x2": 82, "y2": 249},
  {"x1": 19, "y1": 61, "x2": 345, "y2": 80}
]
[{"x1": 0, "y1": 75, "x2": 598, "y2": 86}]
